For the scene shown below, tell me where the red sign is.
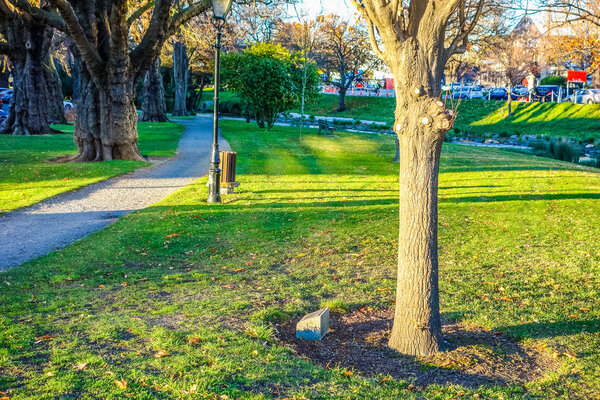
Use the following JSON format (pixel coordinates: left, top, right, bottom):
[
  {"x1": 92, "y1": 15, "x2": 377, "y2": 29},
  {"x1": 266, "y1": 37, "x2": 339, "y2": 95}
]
[{"x1": 567, "y1": 70, "x2": 587, "y2": 83}]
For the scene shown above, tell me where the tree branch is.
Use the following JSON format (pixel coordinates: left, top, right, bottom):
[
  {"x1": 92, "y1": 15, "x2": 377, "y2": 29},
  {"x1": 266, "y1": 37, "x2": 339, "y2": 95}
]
[
  {"x1": 7, "y1": 0, "x2": 67, "y2": 31},
  {"x1": 127, "y1": 1, "x2": 156, "y2": 27},
  {"x1": 49, "y1": 0, "x2": 105, "y2": 80},
  {"x1": 447, "y1": 0, "x2": 485, "y2": 56},
  {"x1": 366, "y1": 19, "x2": 385, "y2": 60}
]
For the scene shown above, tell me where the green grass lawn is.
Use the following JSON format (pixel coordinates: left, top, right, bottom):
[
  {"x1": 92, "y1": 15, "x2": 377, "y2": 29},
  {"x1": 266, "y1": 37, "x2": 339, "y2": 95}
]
[
  {"x1": 1, "y1": 121, "x2": 599, "y2": 399},
  {"x1": 0, "y1": 122, "x2": 185, "y2": 213},
  {"x1": 301, "y1": 94, "x2": 600, "y2": 140}
]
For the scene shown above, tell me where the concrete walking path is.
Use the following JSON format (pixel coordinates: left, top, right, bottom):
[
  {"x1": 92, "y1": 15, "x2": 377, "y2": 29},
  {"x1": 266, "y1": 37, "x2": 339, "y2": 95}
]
[{"x1": 0, "y1": 115, "x2": 229, "y2": 270}]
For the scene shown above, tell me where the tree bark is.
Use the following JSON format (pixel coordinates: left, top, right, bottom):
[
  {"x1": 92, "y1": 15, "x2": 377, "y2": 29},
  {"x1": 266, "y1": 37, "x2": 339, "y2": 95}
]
[
  {"x1": 507, "y1": 83, "x2": 513, "y2": 116},
  {"x1": 337, "y1": 73, "x2": 347, "y2": 112},
  {"x1": 1, "y1": 19, "x2": 65, "y2": 135},
  {"x1": 386, "y1": 40, "x2": 454, "y2": 357},
  {"x1": 140, "y1": 58, "x2": 169, "y2": 122},
  {"x1": 63, "y1": 0, "x2": 143, "y2": 161},
  {"x1": 172, "y1": 41, "x2": 189, "y2": 117},
  {"x1": 337, "y1": 88, "x2": 347, "y2": 112}
]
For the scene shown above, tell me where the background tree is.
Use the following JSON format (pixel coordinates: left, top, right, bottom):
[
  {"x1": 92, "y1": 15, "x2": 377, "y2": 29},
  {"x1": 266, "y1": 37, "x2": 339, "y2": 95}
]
[
  {"x1": 222, "y1": 42, "x2": 319, "y2": 130},
  {"x1": 352, "y1": 0, "x2": 485, "y2": 356},
  {"x1": 41, "y1": 0, "x2": 209, "y2": 161},
  {"x1": 234, "y1": 1, "x2": 287, "y2": 44},
  {"x1": 140, "y1": 58, "x2": 169, "y2": 121},
  {"x1": 0, "y1": 0, "x2": 66, "y2": 135},
  {"x1": 314, "y1": 14, "x2": 378, "y2": 112},
  {"x1": 172, "y1": 40, "x2": 190, "y2": 116}
]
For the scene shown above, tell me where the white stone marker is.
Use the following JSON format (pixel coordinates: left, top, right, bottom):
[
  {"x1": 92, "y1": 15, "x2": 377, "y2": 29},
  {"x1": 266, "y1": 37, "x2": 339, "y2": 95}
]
[{"x1": 296, "y1": 308, "x2": 330, "y2": 341}]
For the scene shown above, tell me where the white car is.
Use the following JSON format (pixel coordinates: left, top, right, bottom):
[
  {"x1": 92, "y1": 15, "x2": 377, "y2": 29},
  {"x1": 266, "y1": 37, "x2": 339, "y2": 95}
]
[
  {"x1": 566, "y1": 89, "x2": 600, "y2": 104},
  {"x1": 442, "y1": 82, "x2": 463, "y2": 92},
  {"x1": 452, "y1": 88, "x2": 484, "y2": 99}
]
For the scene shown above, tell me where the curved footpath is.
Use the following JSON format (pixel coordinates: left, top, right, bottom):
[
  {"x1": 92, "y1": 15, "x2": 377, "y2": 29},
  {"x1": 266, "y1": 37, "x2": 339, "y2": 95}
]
[{"x1": 0, "y1": 115, "x2": 229, "y2": 270}]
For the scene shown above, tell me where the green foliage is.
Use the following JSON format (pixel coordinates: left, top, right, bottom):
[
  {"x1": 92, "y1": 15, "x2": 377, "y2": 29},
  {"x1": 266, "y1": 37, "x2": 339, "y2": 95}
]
[
  {"x1": 222, "y1": 43, "x2": 320, "y2": 130},
  {"x1": 540, "y1": 75, "x2": 567, "y2": 88}
]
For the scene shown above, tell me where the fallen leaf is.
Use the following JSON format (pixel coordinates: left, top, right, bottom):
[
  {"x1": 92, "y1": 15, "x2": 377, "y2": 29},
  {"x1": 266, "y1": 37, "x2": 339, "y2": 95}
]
[
  {"x1": 188, "y1": 337, "x2": 201, "y2": 346},
  {"x1": 163, "y1": 233, "x2": 179, "y2": 238},
  {"x1": 74, "y1": 362, "x2": 88, "y2": 370},
  {"x1": 115, "y1": 380, "x2": 128, "y2": 389},
  {"x1": 233, "y1": 268, "x2": 244, "y2": 272},
  {"x1": 343, "y1": 371, "x2": 354, "y2": 376},
  {"x1": 154, "y1": 350, "x2": 170, "y2": 359},
  {"x1": 296, "y1": 253, "x2": 307, "y2": 258},
  {"x1": 34, "y1": 335, "x2": 58, "y2": 344}
]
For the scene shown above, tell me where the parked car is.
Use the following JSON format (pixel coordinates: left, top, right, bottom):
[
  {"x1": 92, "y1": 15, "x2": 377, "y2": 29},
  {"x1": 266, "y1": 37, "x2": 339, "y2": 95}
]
[
  {"x1": 442, "y1": 82, "x2": 463, "y2": 92},
  {"x1": 534, "y1": 85, "x2": 561, "y2": 101},
  {"x1": 565, "y1": 89, "x2": 600, "y2": 104},
  {"x1": 0, "y1": 89, "x2": 13, "y2": 104},
  {"x1": 488, "y1": 88, "x2": 508, "y2": 100},
  {"x1": 452, "y1": 88, "x2": 484, "y2": 99}
]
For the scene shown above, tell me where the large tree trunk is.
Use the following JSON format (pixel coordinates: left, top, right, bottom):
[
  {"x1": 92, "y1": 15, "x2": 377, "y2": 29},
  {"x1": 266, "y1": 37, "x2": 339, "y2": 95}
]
[
  {"x1": 65, "y1": 1, "x2": 143, "y2": 162},
  {"x1": 1, "y1": 20, "x2": 65, "y2": 135},
  {"x1": 387, "y1": 42, "x2": 453, "y2": 357},
  {"x1": 172, "y1": 41, "x2": 189, "y2": 117},
  {"x1": 140, "y1": 58, "x2": 168, "y2": 122}
]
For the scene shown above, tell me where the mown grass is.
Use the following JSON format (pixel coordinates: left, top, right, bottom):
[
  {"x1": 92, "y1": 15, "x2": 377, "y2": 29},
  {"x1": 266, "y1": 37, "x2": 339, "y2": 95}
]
[
  {"x1": 0, "y1": 122, "x2": 185, "y2": 213},
  {"x1": 300, "y1": 94, "x2": 600, "y2": 140},
  {"x1": 1, "y1": 121, "x2": 599, "y2": 399}
]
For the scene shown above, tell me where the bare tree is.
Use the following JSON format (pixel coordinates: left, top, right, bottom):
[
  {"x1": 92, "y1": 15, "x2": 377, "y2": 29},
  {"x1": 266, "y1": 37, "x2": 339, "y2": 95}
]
[
  {"x1": 314, "y1": 14, "x2": 378, "y2": 112},
  {"x1": 352, "y1": 0, "x2": 485, "y2": 356}
]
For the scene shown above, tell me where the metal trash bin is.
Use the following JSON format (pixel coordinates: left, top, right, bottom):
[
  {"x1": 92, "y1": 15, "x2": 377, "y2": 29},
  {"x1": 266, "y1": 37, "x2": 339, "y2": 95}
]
[{"x1": 219, "y1": 151, "x2": 239, "y2": 194}]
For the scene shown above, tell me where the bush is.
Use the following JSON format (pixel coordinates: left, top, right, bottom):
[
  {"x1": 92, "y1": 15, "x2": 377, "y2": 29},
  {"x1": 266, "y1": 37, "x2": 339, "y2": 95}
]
[
  {"x1": 550, "y1": 138, "x2": 580, "y2": 163},
  {"x1": 222, "y1": 43, "x2": 320, "y2": 130},
  {"x1": 540, "y1": 75, "x2": 567, "y2": 88}
]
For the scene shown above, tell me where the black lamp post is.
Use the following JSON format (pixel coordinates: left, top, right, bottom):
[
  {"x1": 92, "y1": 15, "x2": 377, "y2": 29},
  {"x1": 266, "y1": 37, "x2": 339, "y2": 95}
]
[{"x1": 207, "y1": 0, "x2": 233, "y2": 203}]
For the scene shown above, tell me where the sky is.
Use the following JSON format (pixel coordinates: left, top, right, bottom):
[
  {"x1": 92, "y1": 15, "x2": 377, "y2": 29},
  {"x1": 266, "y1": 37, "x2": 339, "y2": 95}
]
[{"x1": 292, "y1": 0, "x2": 358, "y2": 19}]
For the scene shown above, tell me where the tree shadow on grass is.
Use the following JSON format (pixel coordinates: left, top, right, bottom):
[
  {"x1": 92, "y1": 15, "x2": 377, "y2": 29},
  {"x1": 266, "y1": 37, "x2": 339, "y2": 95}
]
[{"x1": 441, "y1": 192, "x2": 600, "y2": 203}]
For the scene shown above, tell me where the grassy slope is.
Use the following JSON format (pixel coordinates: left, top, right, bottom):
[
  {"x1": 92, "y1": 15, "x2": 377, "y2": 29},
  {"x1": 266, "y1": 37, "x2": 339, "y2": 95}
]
[
  {"x1": 1, "y1": 121, "x2": 599, "y2": 399},
  {"x1": 0, "y1": 122, "x2": 185, "y2": 213},
  {"x1": 301, "y1": 94, "x2": 600, "y2": 140}
]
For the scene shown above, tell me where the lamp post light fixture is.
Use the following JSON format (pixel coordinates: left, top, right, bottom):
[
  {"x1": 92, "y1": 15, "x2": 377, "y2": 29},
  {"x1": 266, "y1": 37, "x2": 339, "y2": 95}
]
[{"x1": 207, "y1": 0, "x2": 233, "y2": 203}]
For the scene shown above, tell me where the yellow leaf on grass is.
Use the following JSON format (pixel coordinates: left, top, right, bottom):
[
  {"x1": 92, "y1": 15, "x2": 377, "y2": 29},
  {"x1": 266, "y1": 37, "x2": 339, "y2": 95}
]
[
  {"x1": 296, "y1": 253, "x2": 306, "y2": 258},
  {"x1": 115, "y1": 380, "x2": 128, "y2": 389},
  {"x1": 343, "y1": 371, "x2": 354, "y2": 376},
  {"x1": 154, "y1": 350, "x2": 170, "y2": 358}
]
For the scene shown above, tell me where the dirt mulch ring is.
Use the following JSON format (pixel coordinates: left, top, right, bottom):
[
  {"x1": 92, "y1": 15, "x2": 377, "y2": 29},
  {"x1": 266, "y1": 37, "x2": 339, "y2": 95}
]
[{"x1": 277, "y1": 308, "x2": 555, "y2": 388}]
